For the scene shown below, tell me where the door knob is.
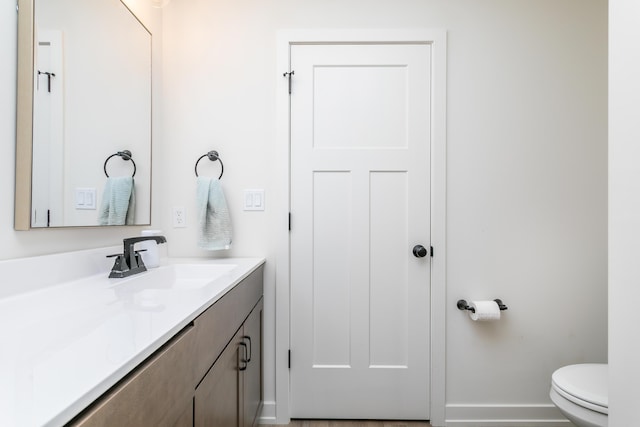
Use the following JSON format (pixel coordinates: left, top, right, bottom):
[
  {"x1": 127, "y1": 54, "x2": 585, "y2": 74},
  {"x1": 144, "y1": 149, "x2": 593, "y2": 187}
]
[{"x1": 413, "y1": 245, "x2": 428, "y2": 258}]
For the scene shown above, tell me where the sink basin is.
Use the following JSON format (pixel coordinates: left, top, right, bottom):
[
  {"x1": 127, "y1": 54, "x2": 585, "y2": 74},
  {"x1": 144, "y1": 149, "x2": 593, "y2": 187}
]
[
  {"x1": 170, "y1": 263, "x2": 237, "y2": 289},
  {"x1": 116, "y1": 262, "x2": 239, "y2": 312},
  {"x1": 110, "y1": 262, "x2": 238, "y2": 292},
  {"x1": 172, "y1": 263, "x2": 236, "y2": 281}
]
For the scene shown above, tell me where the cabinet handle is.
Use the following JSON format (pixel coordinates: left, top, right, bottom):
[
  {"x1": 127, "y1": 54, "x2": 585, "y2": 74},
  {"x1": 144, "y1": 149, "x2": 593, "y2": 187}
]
[
  {"x1": 239, "y1": 342, "x2": 248, "y2": 371},
  {"x1": 243, "y1": 335, "x2": 252, "y2": 363}
]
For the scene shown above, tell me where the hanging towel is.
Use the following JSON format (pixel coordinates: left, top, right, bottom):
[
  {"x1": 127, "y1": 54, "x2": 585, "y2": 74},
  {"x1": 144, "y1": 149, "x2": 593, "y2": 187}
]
[
  {"x1": 98, "y1": 176, "x2": 135, "y2": 225},
  {"x1": 197, "y1": 176, "x2": 232, "y2": 250}
]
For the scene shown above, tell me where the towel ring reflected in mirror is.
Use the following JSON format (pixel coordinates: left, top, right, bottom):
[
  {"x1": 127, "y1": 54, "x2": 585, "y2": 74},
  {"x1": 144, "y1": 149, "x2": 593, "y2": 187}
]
[
  {"x1": 103, "y1": 150, "x2": 137, "y2": 178},
  {"x1": 194, "y1": 150, "x2": 224, "y2": 179}
]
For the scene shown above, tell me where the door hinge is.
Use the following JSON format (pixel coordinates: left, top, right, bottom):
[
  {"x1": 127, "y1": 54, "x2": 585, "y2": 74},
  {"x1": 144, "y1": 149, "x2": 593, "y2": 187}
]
[
  {"x1": 288, "y1": 349, "x2": 291, "y2": 369},
  {"x1": 283, "y1": 70, "x2": 294, "y2": 94},
  {"x1": 430, "y1": 246, "x2": 434, "y2": 257},
  {"x1": 288, "y1": 212, "x2": 291, "y2": 231}
]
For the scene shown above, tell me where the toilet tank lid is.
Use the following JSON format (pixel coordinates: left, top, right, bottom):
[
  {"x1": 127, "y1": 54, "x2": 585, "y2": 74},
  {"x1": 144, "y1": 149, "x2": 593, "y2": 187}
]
[{"x1": 552, "y1": 363, "x2": 608, "y2": 410}]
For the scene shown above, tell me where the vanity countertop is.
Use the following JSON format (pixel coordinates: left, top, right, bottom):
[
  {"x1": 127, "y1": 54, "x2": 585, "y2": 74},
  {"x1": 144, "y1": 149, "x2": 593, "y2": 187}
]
[{"x1": 0, "y1": 257, "x2": 265, "y2": 427}]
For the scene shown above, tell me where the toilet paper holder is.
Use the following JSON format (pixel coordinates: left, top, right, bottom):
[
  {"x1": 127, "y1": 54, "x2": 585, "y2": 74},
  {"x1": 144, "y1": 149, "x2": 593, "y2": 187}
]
[{"x1": 457, "y1": 299, "x2": 508, "y2": 313}]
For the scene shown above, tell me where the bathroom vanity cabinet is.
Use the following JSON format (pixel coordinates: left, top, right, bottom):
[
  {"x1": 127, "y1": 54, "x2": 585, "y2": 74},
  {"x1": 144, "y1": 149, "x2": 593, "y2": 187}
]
[{"x1": 67, "y1": 266, "x2": 264, "y2": 427}]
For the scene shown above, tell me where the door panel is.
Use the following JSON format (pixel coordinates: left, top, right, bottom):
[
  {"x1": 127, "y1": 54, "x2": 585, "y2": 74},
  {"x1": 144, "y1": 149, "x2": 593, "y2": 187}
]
[
  {"x1": 290, "y1": 43, "x2": 431, "y2": 419},
  {"x1": 313, "y1": 66, "x2": 408, "y2": 149},
  {"x1": 312, "y1": 171, "x2": 352, "y2": 367},
  {"x1": 369, "y1": 171, "x2": 409, "y2": 367}
]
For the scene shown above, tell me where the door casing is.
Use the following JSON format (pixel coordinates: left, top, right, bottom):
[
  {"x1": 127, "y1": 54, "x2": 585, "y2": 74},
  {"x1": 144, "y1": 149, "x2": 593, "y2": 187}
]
[{"x1": 274, "y1": 29, "x2": 447, "y2": 426}]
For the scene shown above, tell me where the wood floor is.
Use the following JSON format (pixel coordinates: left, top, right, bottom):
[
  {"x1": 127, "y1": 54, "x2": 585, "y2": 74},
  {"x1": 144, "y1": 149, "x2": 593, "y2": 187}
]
[{"x1": 262, "y1": 421, "x2": 432, "y2": 427}]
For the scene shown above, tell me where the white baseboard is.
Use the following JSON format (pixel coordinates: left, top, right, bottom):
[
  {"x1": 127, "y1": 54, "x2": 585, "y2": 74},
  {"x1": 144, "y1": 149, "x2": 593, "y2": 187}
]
[
  {"x1": 444, "y1": 404, "x2": 571, "y2": 427},
  {"x1": 258, "y1": 401, "x2": 277, "y2": 424},
  {"x1": 257, "y1": 402, "x2": 571, "y2": 426}
]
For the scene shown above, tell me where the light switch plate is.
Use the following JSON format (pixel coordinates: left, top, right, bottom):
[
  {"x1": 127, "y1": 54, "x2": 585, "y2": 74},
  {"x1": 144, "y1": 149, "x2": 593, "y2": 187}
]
[
  {"x1": 244, "y1": 189, "x2": 265, "y2": 211},
  {"x1": 75, "y1": 188, "x2": 97, "y2": 210}
]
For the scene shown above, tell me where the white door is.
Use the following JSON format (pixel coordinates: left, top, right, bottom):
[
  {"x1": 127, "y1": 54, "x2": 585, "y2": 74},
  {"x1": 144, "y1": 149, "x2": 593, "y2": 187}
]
[
  {"x1": 32, "y1": 30, "x2": 64, "y2": 227},
  {"x1": 290, "y1": 43, "x2": 432, "y2": 420}
]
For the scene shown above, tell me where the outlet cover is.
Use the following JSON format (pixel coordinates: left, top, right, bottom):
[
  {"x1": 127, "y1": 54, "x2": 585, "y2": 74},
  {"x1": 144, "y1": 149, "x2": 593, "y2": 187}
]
[{"x1": 172, "y1": 206, "x2": 186, "y2": 228}]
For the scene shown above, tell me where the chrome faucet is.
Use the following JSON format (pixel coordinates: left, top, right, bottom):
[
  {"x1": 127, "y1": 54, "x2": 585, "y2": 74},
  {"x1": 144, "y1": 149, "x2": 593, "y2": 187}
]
[{"x1": 107, "y1": 236, "x2": 167, "y2": 278}]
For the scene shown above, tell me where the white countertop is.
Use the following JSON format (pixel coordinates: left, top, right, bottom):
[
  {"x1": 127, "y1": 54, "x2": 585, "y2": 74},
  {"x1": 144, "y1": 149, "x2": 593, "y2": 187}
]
[{"x1": 0, "y1": 256, "x2": 265, "y2": 427}]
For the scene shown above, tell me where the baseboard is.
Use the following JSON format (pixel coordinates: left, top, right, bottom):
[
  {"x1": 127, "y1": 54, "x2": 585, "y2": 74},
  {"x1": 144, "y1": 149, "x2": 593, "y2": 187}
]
[
  {"x1": 257, "y1": 402, "x2": 570, "y2": 426},
  {"x1": 258, "y1": 401, "x2": 277, "y2": 424},
  {"x1": 444, "y1": 404, "x2": 571, "y2": 427}
]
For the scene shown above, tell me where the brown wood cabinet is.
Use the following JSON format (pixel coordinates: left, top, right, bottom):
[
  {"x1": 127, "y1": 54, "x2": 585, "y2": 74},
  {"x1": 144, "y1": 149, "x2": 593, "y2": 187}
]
[
  {"x1": 67, "y1": 265, "x2": 264, "y2": 427},
  {"x1": 194, "y1": 299, "x2": 263, "y2": 427}
]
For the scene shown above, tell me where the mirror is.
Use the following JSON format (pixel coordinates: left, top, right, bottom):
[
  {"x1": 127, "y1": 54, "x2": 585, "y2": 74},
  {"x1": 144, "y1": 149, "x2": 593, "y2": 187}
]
[{"x1": 15, "y1": 0, "x2": 152, "y2": 229}]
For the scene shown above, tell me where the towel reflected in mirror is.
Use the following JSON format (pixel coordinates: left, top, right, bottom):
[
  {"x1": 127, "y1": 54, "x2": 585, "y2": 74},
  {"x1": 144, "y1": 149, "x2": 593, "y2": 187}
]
[{"x1": 98, "y1": 176, "x2": 135, "y2": 225}]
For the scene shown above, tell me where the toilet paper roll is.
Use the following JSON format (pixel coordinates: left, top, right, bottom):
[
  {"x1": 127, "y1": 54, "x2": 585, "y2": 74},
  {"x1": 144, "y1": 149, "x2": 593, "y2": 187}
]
[{"x1": 469, "y1": 300, "x2": 501, "y2": 321}]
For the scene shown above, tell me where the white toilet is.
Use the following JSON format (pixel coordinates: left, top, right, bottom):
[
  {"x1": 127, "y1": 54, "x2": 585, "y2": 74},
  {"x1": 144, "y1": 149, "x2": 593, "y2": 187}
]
[{"x1": 550, "y1": 363, "x2": 608, "y2": 427}]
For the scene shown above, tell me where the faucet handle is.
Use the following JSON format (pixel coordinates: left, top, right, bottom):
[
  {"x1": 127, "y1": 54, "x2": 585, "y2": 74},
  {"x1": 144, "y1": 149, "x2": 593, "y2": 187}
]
[
  {"x1": 132, "y1": 250, "x2": 147, "y2": 271},
  {"x1": 108, "y1": 253, "x2": 129, "y2": 278},
  {"x1": 107, "y1": 250, "x2": 146, "y2": 257}
]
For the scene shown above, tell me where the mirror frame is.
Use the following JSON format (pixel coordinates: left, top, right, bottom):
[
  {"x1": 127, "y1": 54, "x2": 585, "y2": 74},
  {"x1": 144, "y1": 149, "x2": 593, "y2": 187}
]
[
  {"x1": 15, "y1": 0, "x2": 34, "y2": 230},
  {"x1": 14, "y1": 0, "x2": 153, "y2": 230}
]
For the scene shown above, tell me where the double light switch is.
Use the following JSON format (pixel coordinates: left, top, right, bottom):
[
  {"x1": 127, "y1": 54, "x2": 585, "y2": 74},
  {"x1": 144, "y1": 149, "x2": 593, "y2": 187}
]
[{"x1": 244, "y1": 189, "x2": 265, "y2": 211}]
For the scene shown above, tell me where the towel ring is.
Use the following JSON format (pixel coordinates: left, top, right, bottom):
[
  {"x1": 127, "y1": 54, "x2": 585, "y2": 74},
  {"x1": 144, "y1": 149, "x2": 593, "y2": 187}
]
[
  {"x1": 104, "y1": 150, "x2": 136, "y2": 178},
  {"x1": 194, "y1": 150, "x2": 224, "y2": 179}
]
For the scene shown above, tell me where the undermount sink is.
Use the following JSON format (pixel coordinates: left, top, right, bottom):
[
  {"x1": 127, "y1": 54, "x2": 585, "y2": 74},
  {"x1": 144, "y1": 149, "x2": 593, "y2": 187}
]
[
  {"x1": 170, "y1": 263, "x2": 238, "y2": 289},
  {"x1": 111, "y1": 262, "x2": 238, "y2": 293},
  {"x1": 111, "y1": 262, "x2": 240, "y2": 312}
]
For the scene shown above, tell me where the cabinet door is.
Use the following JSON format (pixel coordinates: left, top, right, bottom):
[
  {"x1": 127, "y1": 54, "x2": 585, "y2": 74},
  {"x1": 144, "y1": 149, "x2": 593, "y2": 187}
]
[
  {"x1": 243, "y1": 299, "x2": 263, "y2": 427},
  {"x1": 195, "y1": 328, "x2": 243, "y2": 427}
]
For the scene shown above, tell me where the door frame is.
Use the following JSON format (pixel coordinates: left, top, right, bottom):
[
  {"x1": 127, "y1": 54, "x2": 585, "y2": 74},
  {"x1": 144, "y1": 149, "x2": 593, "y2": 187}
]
[{"x1": 274, "y1": 29, "x2": 447, "y2": 426}]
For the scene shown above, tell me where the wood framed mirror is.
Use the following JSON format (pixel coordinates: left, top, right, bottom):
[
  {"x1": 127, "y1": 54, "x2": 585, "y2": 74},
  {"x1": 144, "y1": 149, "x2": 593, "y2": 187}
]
[{"x1": 15, "y1": 0, "x2": 152, "y2": 229}]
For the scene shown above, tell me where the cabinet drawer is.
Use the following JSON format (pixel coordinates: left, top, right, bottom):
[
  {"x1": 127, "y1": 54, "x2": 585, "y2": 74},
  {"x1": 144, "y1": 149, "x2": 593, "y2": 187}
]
[
  {"x1": 68, "y1": 324, "x2": 196, "y2": 427},
  {"x1": 194, "y1": 265, "x2": 263, "y2": 382}
]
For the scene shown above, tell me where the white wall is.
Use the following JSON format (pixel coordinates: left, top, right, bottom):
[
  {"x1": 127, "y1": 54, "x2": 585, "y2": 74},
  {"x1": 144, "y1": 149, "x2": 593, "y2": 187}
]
[
  {"x1": 0, "y1": 0, "x2": 161, "y2": 259},
  {"x1": 160, "y1": 0, "x2": 607, "y2": 424},
  {"x1": 609, "y1": 0, "x2": 640, "y2": 426}
]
